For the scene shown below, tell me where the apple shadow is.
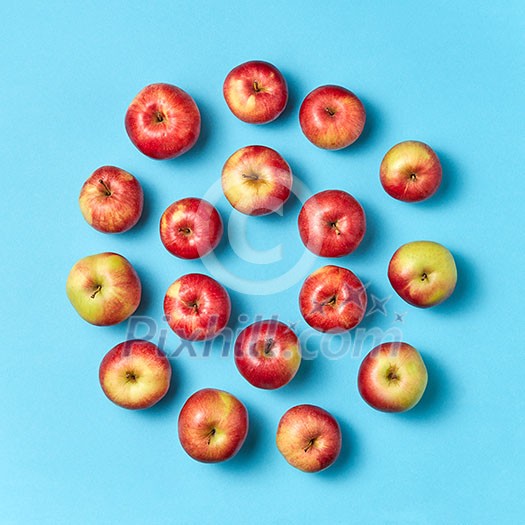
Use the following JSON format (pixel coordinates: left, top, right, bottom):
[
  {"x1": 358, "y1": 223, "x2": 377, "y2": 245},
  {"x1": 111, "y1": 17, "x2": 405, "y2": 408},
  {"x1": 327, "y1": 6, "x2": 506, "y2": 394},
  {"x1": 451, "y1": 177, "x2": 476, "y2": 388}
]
[
  {"x1": 274, "y1": 68, "x2": 303, "y2": 123},
  {"x1": 125, "y1": 173, "x2": 157, "y2": 235},
  {"x1": 317, "y1": 415, "x2": 361, "y2": 479},
  {"x1": 398, "y1": 352, "x2": 454, "y2": 421}
]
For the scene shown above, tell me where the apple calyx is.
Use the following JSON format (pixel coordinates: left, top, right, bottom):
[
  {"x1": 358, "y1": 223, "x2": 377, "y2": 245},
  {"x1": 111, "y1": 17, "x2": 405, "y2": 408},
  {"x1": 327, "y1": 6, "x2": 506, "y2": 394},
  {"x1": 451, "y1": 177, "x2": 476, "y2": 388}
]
[
  {"x1": 178, "y1": 226, "x2": 192, "y2": 236},
  {"x1": 386, "y1": 366, "x2": 399, "y2": 382},
  {"x1": 421, "y1": 272, "x2": 428, "y2": 282},
  {"x1": 410, "y1": 173, "x2": 417, "y2": 181},
  {"x1": 125, "y1": 370, "x2": 137, "y2": 383},
  {"x1": 154, "y1": 110, "x2": 166, "y2": 123},
  {"x1": 98, "y1": 179, "x2": 112, "y2": 196}
]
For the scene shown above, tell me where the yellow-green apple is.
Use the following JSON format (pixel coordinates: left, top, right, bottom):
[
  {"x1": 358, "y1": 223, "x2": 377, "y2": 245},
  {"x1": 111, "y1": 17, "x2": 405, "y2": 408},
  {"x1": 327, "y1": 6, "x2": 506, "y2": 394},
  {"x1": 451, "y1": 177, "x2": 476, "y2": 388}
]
[
  {"x1": 160, "y1": 197, "x2": 223, "y2": 259},
  {"x1": 298, "y1": 189, "x2": 366, "y2": 257},
  {"x1": 66, "y1": 252, "x2": 141, "y2": 326},
  {"x1": 178, "y1": 388, "x2": 249, "y2": 463},
  {"x1": 358, "y1": 342, "x2": 428, "y2": 412},
  {"x1": 276, "y1": 404, "x2": 342, "y2": 473},
  {"x1": 99, "y1": 340, "x2": 172, "y2": 410},
  {"x1": 388, "y1": 241, "x2": 457, "y2": 308},
  {"x1": 164, "y1": 273, "x2": 231, "y2": 341},
  {"x1": 380, "y1": 141, "x2": 442, "y2": 202},
  {"x1": 299, "y1": 85, "x2": 366, "y2": 150},
  {"x1": 234, "y1": 320, "x2": 301, "y2": 390},
  {"x1": 125, "y1": 83, "x2": 200, "y2": 160},
  {"x1": 299, "y1": 265, "x2": 367, "y2": 333},
  {"x1": 223, "y1": 60, "x2": 288, "y2": 124},
  {"x1": 79, "y1": 165, "x2": 143, "y2": 233},
  {"x1": 221, "y1": 145, "x2": 292, "y2": 215}
]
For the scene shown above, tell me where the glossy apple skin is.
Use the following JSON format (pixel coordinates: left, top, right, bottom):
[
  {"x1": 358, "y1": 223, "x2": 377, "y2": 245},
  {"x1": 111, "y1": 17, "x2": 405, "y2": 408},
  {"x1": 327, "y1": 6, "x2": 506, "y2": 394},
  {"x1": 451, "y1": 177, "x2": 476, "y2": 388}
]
[
  {"x1": 99, "y1": 340, "x2": 171, "y2": 410},
  {"x1": 66, "y1": 252, "x2": 141, "y2": 326},
  {"x1": 299, "y1": 85, "x2": 366, "y2": 150},
  {"x1": 125, "y1": 83, "x2": 201, "y2": 160},
  {"x1": 178, "y1": 388, "x2": 249, "y2": 463},
  {"x1": 298, "y1": 189, "x2": 366, "y2": 257},
  {"x1": 223, "y1": 60, "x2": 288, "y2": 124},
  {"x1": 358, "y1": 342, "x2": 428, "y2": 412},
  {"x1": 388, "y1": 241, "x2": 457, "y2": 308},
  {"x1": 222, "y1": 145, "x2": 292, "y2": 215},
  {"x1": 234, "y1": 320, "x2": 301, "y2": 390},
  {"x1": 276, "y1": 404, "x2": 341, "y2": 473},
  {"x1": 299, "y1": 265, "x2": 367, "y2": 333},
  {"x1": 380, "y1": 141, "x2": 442, "y2": 202},
  {"x1": 160, "y1": 198, "x2": 223, "y2": 259},
  {"x1": 164, "y1": 273, "x2": 231, "y2": 341},
  {"x1": 79, "y1": 166, "x2": 143, "y2": 233}
]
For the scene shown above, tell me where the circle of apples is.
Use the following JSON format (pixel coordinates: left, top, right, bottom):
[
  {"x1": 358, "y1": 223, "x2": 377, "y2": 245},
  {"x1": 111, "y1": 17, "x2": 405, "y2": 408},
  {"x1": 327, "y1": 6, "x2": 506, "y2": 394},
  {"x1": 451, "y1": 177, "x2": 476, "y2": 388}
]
[{"x1": 67, "y1": 60, "x2": 458, "y2": 473}]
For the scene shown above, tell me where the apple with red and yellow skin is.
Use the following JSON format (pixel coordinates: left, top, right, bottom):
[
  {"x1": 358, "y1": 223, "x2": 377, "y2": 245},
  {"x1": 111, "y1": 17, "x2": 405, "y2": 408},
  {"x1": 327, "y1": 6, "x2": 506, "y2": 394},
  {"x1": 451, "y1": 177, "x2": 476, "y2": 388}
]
[
  {"x1": 66, "y1": 252, "x2": 141, "y2": 326},
  {"x1": 276, "y1": 404, "x2": 342, "y2": 473},
  {"x1": 160, "y1": 198, "x2": 223, "y2": 259},
  {"x1": 388, "y1": 241, "x2": 457, "y2": 308},
  {"x1": 234, "y1": 320, "x2": 301, "y2": 390},
  {"x1": 223, "y1": 60, "x2": 288, "y2": 124},
  {"x1": 380, "y1": 141, "x2": 442, "y2": 202},
  {"x1": 299, "y1": 265, "x2": 367, "y2": 333},
  {"x1": 358, "y1": 342, "x2": 428, "y2": 412},
  {"x1": 299, "y1": 85, "x2": 366, "y2": 150},
  {"x1": 125, "y1": 83, "x2": 200, "y2": 160},
  {"x1": 178, "y1": 388, "x2": 249, "y2": 463},
  {"x1": 99, "y1": 340, "x2": 172, "y2": 410},
  {"x1": 298, "y1": 189, "x2": 366, "y2": 257},
  {"x1": 79, "y1": 166, "x2": 143, "y2": 233},
  {"x1": 222, "y1": 145, "x2": 292, "y2": 216},
  {"x1": 164, "y1": 273, "x2": 231, "y2": 341}
]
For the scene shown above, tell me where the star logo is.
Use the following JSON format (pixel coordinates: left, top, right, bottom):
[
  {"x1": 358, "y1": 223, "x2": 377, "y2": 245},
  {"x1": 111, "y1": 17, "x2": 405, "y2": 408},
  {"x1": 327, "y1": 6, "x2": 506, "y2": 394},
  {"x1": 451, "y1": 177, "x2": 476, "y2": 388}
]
[
  {"x1": 366, "y1": 294, "x2": 391, "y2": 317},
  {"x1": 394, "y1": 312, "x2": 407, "y2": 323}
]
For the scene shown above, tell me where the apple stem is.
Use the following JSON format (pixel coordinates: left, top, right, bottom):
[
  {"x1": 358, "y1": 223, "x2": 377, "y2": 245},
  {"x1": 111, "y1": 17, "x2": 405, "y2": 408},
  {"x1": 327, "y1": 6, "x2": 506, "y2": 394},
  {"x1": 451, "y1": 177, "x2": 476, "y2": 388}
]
[
  {"x1": 90, "y1": 285, "x2": 102, "y2": 299},
  {"x1": 98, "y1": 179, "x2": 112, "y2": 196},
  {"x1": 253, "y1": 80, "x2": 261, "y2": 92},
  {"x1": 330, "y1": 222, "x2": 341, "y2": 235},
  {"x1": 421, "y1": 272, "x2": 428, "y2": 282},
  {"x1": 154, "y1": 111, "x2": 165, "y2": 123},
  {"x1": 324, "y1": 107, "x2": 336, "y2": 117},
  {"x1": 304, "y1": 438, "x2": 315, "y2": 452},
  {"x1": 207, "y1": 428, "x2": 216, "y2": 445},
  {"x1": 324, "y1": 295, "x2": 337, "y2": 307},
  {"x1": 264, "y1": 338, "x2": 274, "y2": 355},
  {"x1": 242, "y1": 173, "x2": 259, "y2": 181}
]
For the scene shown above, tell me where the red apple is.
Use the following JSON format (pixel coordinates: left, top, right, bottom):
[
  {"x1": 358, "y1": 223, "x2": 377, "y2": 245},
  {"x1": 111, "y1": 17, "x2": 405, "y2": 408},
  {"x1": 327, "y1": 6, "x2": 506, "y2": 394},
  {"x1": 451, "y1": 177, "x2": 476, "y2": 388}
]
[
  {"x1": 276, "y1": 404, "x2": 342, "y2": 473},
  {"x1": 160, "y1": 197, "x2": 223, "y2": 259},
  {"x1": 66, "y1": 252, "x2": 141, "y2": 326},
  {"x1": 388, "y1": 240, "x2": 457, "y2": 308},
  {"x1": 380, "y1": 141, "x2": 442, "y2": 202},
  {"x1": 358, "y1": 342, "x2": 428, "y2": 412},
  {"x1": 79, "y1": 166, "x2": 143, "y2": 233},
  {"x1": 164, "y1": 273, "x2": 231, "y2": 341},
  {"x1": 178, "y1": 388, "x2": 249, "y2": 463},
  {"x1": 299, "y1": 85, "x2": 366, "y2": 150},
  {"x1": 125, "y1": 83, "x2": 201, "y2": 160},
  {"x1": 234, "y1": 320, "x2": 301, "y2": 390},
  {"x1": 299, "y1": 265, "x2": 367, "y2": 333},
  {"x1": 99, "y1": 340, "x2": 171, "y2": 410},
  {"x1": 222, "y1": 145, "x2": 292, "y2": 215},
  {"x1": 298, "y1": 189, "x2": 366, "y2": 257},
  {"x1": 223, "y1": 60, "x2": 288, "y2": 124}
]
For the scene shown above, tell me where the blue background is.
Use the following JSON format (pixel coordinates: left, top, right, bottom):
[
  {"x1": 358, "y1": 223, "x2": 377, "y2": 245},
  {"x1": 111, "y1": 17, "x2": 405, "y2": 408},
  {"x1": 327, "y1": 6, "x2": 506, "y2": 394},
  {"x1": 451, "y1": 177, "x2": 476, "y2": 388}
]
[{"x1": 1, "y1": 2, "x2": 524, "y2": 524}]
